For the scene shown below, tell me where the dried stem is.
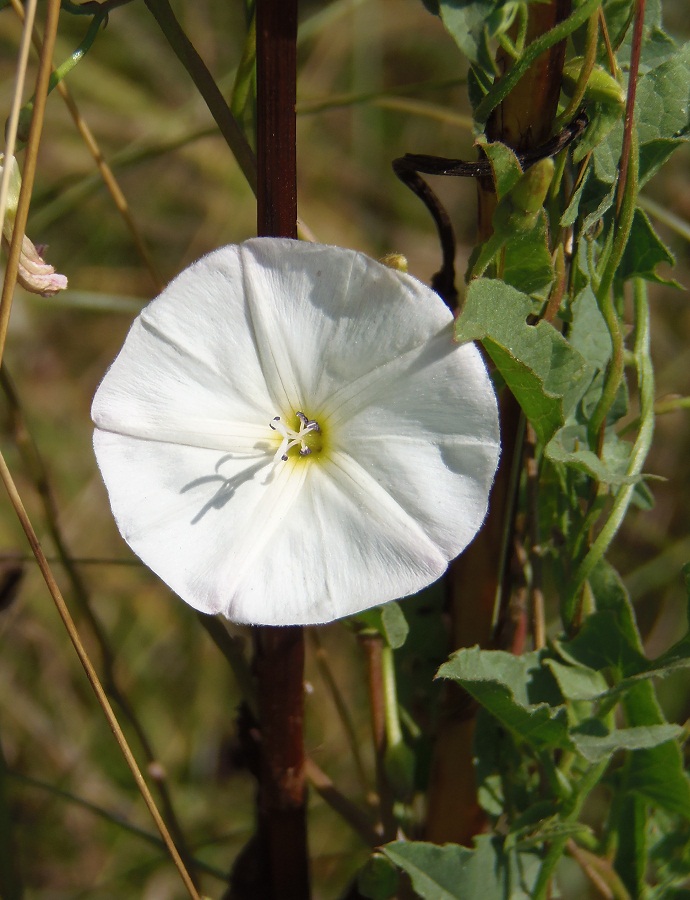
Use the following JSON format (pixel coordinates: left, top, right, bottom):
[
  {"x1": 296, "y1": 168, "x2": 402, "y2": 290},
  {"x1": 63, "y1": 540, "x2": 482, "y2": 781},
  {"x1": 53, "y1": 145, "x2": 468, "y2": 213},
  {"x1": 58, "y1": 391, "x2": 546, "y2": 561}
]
[
  {"x1": 0, "y1": 0, "x2": 60, "y2": 362},
  {"x1": 0, "y1": 449, "x2": 200, "y2": 899},
  {"x1": 309, "y1": 628, "x2": 370, "y2": 796},
  {"x1": 8, "y1": 0, "x2": 162, "y2": 290},
  {"x1": 0, "y1": 364, "x2": 199, "y2": 883}
]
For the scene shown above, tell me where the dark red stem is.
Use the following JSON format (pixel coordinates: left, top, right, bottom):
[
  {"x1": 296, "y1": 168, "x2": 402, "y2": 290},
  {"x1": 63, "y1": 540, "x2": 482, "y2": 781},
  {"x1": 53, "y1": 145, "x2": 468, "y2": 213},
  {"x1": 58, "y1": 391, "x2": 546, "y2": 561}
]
[
  {"x1": 256, "y1": 0, "x2": 298, "y2": 239},
  {"x1": 253, "y1": 0, "x2": 309, "y2": 897}
]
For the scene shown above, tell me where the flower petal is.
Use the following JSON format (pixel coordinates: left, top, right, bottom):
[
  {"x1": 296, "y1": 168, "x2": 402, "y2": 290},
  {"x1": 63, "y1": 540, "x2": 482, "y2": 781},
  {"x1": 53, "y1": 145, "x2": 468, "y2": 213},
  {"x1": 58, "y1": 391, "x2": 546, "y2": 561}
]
[
  {"x1": 238, "y1": 238, "x2": 454, "y2": 414},
  {"x1": 92, "y1": 238, "x2": 501, "y2": 626},
  {"x1": 92, "y1": 245, "x2": 276, "y2": 453},
  {"x1": 95, "y1": 423, "x2": 450, "y2": 624},
  {"x1": 330, "y1": 330, "x2": 500, "y2": 556},
  {"x1": 225, "y1": 453, "x2": 451, "y2": 625},
  {"x1": 93, "y1": 428, "x2": 302, "y2": 617}
]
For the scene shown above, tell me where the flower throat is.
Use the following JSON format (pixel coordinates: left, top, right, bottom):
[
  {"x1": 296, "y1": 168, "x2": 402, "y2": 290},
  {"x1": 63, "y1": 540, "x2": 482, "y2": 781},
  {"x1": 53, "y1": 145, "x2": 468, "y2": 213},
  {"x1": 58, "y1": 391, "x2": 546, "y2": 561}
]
[{"x1": 270, "y1": 411, "x2": 323, "y2": 462}]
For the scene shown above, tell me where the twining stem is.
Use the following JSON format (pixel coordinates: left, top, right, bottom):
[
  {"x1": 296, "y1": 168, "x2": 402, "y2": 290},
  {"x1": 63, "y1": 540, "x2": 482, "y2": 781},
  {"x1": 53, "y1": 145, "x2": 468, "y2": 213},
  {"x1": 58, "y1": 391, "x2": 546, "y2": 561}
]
[
  {"x1": 616, "y1": 0, "x2": 646, "y2": 214},
  {"x1": 473, "y1": 0, "x2": 600, "y2": 124},
  {"x1": 586, "y1": 131, "x2": 638, "y2": 449},
  {"x1": 568, "y1": 279, "x2": 655, "y2": 611}
]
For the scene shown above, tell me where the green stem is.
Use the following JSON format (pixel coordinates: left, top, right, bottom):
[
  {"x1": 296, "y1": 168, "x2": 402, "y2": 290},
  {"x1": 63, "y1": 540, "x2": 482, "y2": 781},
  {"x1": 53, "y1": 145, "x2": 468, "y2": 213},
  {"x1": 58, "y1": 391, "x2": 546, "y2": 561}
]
[
  {"x1": 532, "y1": 759, "x2": 609, "y2": 900},
  {"x1": 558, "y1": 9, "x2": 599, "y2": 125},
  {"x1": 17, "y1": 11, "x2": 106, "y2": 138},
  {"x1": 569, "y1": 278, "x2": 655, "y2": 608},
  {"x1": 474, "y1": 0, "x2": 601, "y2": 124},
  {"x1": 143, "y1": 0, "x2": 257, "y2": 193},
  {"x1": 381, "y1": 645, "x2": 403, "y2": 748},
  {"x1": 7, "y1": 770, "x2": 228, "y2": 881},
  {"x1": 586, "y1": 129, "x2": 638, "y2": 448}
]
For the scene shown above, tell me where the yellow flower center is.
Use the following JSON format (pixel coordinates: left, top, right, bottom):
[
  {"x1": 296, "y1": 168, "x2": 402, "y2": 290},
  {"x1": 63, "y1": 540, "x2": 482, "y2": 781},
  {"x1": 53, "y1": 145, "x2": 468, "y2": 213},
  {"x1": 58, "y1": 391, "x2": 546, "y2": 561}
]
[{"x1": 270, "y1": 411, "x2": 323, "y2": 462}]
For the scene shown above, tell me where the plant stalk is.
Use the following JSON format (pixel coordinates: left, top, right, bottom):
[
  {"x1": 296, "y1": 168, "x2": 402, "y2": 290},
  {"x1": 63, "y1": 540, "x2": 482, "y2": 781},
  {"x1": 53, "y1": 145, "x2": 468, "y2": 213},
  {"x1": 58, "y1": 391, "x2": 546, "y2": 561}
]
[{"x1": 253, "y1": 0, "x2": 309, "y2": 896}]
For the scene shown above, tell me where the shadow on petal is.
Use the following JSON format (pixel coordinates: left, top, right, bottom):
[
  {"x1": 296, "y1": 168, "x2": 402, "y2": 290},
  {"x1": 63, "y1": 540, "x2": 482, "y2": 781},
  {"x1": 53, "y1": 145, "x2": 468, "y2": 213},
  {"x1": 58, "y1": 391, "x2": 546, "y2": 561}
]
[{"x1": 181, "y1": 453, "x2": 269, "y2": 523}]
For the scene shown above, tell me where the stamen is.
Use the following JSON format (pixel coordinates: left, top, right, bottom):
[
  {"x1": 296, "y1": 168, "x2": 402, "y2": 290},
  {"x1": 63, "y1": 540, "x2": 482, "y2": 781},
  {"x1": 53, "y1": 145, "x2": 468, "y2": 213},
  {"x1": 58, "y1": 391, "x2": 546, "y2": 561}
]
[{"x1": 269, "y1": 411, "x2": 321, "y2": 463}]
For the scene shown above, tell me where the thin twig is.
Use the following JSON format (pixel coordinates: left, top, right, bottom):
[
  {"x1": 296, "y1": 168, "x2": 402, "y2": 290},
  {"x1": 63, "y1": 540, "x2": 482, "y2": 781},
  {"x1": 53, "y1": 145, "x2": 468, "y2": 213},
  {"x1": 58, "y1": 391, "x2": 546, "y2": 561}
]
[
  {"x1": 308, "y1": 628, "x2": 370, "y2": 796},
  {"x1": 143, "y1": 0, "x2": 257, "y2": 194},
  {"x1": 0, "y1": 0, "x2": 37, "y2": 243},
  {"x1": 0, "y1": 363, "x2": 198, "y2": 883},
  {"x1": 0, "y1": 449, "x2": 201, "y2": 900},
  {"x1": 304, "y1": 758, "x2": 381, "y2": 846},
  {"x1": 0, "y1": 0, "x2": 60, "y2": 363}
]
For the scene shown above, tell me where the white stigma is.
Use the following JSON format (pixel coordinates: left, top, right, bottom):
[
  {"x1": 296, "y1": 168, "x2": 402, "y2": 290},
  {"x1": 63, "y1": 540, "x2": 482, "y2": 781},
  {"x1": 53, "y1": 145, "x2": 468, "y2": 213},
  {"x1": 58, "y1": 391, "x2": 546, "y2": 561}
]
[{"x1": 269, "y1": 411, "x2": 321, "y2": 463}]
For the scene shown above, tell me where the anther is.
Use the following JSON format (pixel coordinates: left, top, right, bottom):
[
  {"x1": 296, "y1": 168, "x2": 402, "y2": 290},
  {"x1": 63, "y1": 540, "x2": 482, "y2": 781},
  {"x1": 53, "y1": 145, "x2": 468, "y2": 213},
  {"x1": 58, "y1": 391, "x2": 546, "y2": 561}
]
[{"x1": 269, "y1": 411, "x2": 322, "y2": 463}]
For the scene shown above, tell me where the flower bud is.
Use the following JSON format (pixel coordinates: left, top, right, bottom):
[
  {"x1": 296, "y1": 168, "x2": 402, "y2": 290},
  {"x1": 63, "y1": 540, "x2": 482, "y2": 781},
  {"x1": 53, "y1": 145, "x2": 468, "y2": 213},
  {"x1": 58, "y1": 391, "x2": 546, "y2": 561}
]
[{"x1": 1, "y1": 154, "x2": 67, "y2": 296}]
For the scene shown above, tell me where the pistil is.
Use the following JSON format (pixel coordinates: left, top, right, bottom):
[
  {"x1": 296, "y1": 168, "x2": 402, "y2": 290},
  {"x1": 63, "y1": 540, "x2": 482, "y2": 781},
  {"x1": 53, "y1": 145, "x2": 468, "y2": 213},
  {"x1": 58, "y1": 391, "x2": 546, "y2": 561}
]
[{"x1": 270, "y1": 411, "x2": 321, "y2": 462}]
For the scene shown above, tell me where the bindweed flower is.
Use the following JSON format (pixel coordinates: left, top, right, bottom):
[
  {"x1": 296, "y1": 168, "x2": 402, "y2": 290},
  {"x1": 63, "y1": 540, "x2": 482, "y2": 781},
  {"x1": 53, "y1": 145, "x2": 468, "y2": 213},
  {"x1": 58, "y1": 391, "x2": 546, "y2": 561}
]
[
  {"x1": 92, "y1": 239, "x2": 500, "y2": 626},
  {"x1": 0, "y1": 154, "x2": 67, "y2": 296}
]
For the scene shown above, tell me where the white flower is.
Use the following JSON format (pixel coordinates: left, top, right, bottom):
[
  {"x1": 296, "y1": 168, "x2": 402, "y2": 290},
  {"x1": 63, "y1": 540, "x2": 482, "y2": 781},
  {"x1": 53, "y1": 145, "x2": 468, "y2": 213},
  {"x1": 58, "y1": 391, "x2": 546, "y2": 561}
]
[
  {"x1": 0, "y1": 154, "x2": 67, "y2": 296},
  {"x1": 92, "y1": 238, "x2": 500, "y2": 626}
]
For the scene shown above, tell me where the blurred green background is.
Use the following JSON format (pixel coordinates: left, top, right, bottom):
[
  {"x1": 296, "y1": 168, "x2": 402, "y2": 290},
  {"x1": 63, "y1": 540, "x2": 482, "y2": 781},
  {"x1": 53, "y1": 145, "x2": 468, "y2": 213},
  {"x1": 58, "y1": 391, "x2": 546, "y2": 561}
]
[{"x1": 0, "y1": 0, "x2": 688, "y2": 896}]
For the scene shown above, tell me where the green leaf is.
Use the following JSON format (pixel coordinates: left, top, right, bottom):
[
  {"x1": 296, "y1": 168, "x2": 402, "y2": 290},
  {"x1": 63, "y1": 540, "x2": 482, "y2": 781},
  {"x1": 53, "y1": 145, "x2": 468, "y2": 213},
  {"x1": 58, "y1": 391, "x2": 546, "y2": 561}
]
[
  {"x1": 545, "y1": 423, "x2": 637, "y2": 484},
  {"x1": 479, "y1": 139, "x2": 523, "y2": 198},
  {"x1": 358, "y1": 853, "x2": 399, "y2": 900},
  {"x1": 556, "y1": 561, "x2": 647, "y2": 676},
  {"x1": 382, "y1": 836, "x2": 541, "y2": 900},
  {"x1": 589, "y1": 560, "x2": 644, "y2": 650},
  {"x1": 618, "y1": 208, "x2": 680, "y2": 285},
  {"x1": 437, "y1": 647, "x2": 570, "y2": 750},
  {"x1": 623, "y1": 702, "x2": 690, "y2": 819},
  {"x1": 639, "y1": 137, "x2": 688, "y2": 186},
  {"x1": 355, "y1": 602, "x2": 409, "y2": 649},
  {"x1": 544, "y1": 659, "x2": 609, "y2": 702},
  {"x1": 557, "y1": 610, "x2": 648, "y2": 678},
  {"x1": 568, "y1": 286, "x2": 611, "y2": 371},
  {"x1": 455, "y1": 279, "x2": 588, "y2": 444},
  {"x1": 469, "y1": 159, "x2": 555, "y2": 285},
  {"x1": 558, "y1": 563, "x2": 690, "y2": 817},
  {"x1": 636, "y1": 42, "x2": 690, "y2": 146},
  {"x1": 572, "y1": 101, "x2": 624, "y2": 163},
  {"x1": 435, "y1": 0, "x2": 518, "y2": 72},
  {"x1": 500, "y1": 216, "x2": 555, "y2": 295},
  {"x1": 570, "y1": 721, "x2": 684, "y2": 763}
]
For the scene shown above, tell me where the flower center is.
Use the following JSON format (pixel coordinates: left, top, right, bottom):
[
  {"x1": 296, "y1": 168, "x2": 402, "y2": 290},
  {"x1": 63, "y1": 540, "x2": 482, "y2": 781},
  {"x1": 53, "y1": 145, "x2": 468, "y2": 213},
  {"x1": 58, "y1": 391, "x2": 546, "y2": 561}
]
[{"x1": 270, "y1": 411, "x2": 322, "y2": 463}]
